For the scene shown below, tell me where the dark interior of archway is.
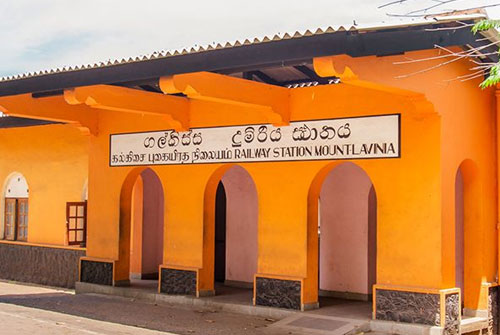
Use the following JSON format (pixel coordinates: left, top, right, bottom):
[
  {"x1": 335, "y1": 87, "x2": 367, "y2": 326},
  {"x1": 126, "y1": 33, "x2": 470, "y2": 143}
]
[{"x1": 214, "y1": 181, "x2": 227, "y2": 283}]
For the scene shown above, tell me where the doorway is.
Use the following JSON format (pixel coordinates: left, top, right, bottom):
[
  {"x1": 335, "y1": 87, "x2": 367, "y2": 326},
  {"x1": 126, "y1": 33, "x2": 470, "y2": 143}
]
[
  {"x1": 318, "y1": 162, "x2": 376, "y2": 302},
  {"x1": 129, "y1": 168, "x2": 164, "y2": 281},
  {"x1": 214, "y1": 181, "x2": 227, "y2": 283},
  {"x1": 208, "y1": 165, "x2": 258, "y2": 297}
]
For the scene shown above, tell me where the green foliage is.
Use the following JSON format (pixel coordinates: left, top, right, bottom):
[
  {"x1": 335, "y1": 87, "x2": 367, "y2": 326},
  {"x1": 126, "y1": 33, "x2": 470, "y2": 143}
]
[
  {"x1": 479, "y1": 64, "x2": 500, "y2": 89},
  {"x1": 472, "y1": 19, "x2": 500, "y2": 33},
  {"x1": 472, "y1": 19, "x2": 500, "y2": 89}
]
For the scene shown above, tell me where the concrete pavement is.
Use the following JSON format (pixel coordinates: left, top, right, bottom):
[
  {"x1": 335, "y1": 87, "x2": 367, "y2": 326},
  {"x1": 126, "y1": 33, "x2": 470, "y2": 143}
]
[
  {"x1": 0, "y1": 281, "x2": 272, "y2": 334},
  {"x1": 0, "y1": 302, "x2": 175, "y2": 335},
  {"x1": 0, "y1": 280, "x2": 383, "y2": 335}
]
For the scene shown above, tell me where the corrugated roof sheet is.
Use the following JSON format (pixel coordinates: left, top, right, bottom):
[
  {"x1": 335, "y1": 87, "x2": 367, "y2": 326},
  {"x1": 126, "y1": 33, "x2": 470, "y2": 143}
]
[{"x1": 0, "y1": 11, "x2": 488, "y2": 84}]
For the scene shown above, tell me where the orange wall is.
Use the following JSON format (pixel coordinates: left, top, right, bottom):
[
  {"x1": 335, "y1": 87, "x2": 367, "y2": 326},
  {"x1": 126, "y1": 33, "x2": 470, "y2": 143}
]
[
  {"x1": 81, "y1": 78, "x2": 441, "y2": 297},
  {"x1": 0, "y1": 124, "x2": 89, "y2": 245},
  {"x1": 329, "y1": 50, "x2": 497, "y2": 308}
]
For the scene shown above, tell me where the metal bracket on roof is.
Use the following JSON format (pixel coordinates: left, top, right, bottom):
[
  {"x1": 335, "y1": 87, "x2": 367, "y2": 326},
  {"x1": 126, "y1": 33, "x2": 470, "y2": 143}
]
[
  {"x1": 64, "y1": 85, "x2": 190, "y2": 131},
  {"x1": 159, "y1": 72, "x2": 290, "y2": 126}
]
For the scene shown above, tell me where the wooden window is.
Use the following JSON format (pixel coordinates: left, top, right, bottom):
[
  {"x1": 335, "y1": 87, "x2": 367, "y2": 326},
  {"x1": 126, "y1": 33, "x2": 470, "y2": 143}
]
[
  {"x1": 66, "y1": 202, "x2": 87, "y2": 246},
  {"x1": 4, "y1": 198, "x2": 28, "y2": 241},
  {"x1": 4, "y1": 198, "x2": 16, "y2": 240},
  {"x1": 16, "y1": 199, "x2": 28, "y2": 241}
]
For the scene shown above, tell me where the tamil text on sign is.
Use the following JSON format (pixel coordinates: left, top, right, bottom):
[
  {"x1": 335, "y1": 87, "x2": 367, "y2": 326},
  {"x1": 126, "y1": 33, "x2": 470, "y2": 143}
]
[{"x1": 110, "y1": 114, "x2": 400, "y2": 166}]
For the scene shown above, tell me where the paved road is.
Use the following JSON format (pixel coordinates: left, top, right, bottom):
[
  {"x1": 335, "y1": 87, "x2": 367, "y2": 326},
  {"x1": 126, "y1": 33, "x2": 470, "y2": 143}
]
[{"x1": 0, "y1": 282, "x2": 273, "y2": 335}]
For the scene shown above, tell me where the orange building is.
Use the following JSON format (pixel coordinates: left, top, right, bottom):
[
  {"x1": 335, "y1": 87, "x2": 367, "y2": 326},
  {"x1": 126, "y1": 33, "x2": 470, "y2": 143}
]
[
  {"x1": 0, "y1": 117, "x2": 88, "y2": 287},
  {"x1": 0, "y1": 12, "x2": 498, "y2": 335}
]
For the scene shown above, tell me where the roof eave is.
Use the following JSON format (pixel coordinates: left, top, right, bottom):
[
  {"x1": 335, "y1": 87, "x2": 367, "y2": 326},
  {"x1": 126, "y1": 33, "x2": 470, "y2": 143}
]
[{"x1": 0, "y1": 21, "x2": 484, "y2": 97}]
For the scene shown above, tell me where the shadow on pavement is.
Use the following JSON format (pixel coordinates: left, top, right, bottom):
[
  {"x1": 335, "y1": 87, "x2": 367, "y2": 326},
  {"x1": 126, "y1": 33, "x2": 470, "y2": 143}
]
[{"x1": 0, "y1": 292, "x2": 272, "y2": 335}]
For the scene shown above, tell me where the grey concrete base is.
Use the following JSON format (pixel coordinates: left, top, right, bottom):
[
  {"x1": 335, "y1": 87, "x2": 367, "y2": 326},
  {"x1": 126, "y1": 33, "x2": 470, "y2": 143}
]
[
  {"x1": 197, "y1": 289, "x2": 215, "y2": 297},
  {"x1": 371, "y1": 317, "x2": 490, "y2": 335},
  {"x1": 269, "y1": 313, "x2": 370, "y2": 335},
  {"x1": 370, "y1": 320, "x2": 444, "y2": 335},
  {"x1": 460, "y1": 316, "x2": 488, "y2": 334},
  {"x1": 76, "y1": 281, "x2": 293, "y2": 320},
  {"x1": 463, "y1": 308, "x2": 488, "y2": 318},
  {"x1": 302, "y1": 302, "x2": 319, "y2": 311}
]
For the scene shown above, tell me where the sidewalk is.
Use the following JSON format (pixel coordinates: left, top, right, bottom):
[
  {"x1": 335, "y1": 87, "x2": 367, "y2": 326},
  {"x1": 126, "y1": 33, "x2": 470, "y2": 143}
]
[
  {"x1": 0, "y1": 281, "x2": 273, "y2": 335},
  {"x1": 0, "y1": 281, "x2": 380, "y2": 335},
  {"x1": 0, "y1": 302, "x2": 175, "y2": 335}
]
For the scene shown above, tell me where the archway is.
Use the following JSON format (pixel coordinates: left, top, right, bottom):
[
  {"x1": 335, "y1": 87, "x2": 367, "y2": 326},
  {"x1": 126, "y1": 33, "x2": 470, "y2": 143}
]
[
  {"x1": 311, "y1": 162, "x2": 376, "y2": 305},
  {"x1": 129, "y1": 168, "x2": 165, "y2": 280},
  {"x1": 2, "y1": 173, "x2": 29, "y2": 241},
  {"x1": 116, "y1": 167, "x2": 165, "y2": 285},
  {"x1": 455, "y1": 159, "x2": 481, "y2": 312},
  {"x1": 205, "y1": 165, "x2": 258, "y2": 295}
]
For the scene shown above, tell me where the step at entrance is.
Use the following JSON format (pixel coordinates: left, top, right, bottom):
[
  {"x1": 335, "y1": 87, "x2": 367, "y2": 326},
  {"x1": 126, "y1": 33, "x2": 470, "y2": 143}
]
[{"x1": 460, "y1": 316, "x2": 488, "y2": 335}]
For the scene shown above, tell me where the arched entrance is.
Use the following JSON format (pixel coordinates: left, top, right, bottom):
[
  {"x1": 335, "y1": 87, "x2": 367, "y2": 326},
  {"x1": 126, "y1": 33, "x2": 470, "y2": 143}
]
[
  {"x1": 455, "y1": 159, "x2": 481, "y2": 312},
  {"x1": 129, "y1": 168, "x2": 165, "y2": 280},
  {"x1": 312, "y1": 162, "x2": 376, "y2": 305},
  {"x1": 116, "y1": 167, "x2": 165, "y2": 286},
  {"x1": 205, "y1": 165, "x2": 258, "y2": 295}
]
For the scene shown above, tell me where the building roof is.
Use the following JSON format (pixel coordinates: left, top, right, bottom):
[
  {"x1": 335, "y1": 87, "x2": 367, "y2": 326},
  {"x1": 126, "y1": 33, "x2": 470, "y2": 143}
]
[{"x1": 0, "y1": 11, "x2": 494, "y2": 97}]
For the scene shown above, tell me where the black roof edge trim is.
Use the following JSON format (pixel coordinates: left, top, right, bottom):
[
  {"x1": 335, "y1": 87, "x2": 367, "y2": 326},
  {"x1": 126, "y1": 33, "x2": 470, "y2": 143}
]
[
  {"x1": 0, "y1": 116, "x2": 61, "y2": 129},
  {"x1": 0, "y1": 21, "x2": 481, "y2": 97}
]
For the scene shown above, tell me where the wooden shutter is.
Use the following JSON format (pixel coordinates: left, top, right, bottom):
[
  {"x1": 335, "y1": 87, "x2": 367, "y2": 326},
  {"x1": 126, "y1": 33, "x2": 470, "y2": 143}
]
[
  {"x1": 4, "y1": 198, "x2": 16, "y2": 240},
  {"x1": 16, "y1": 198, "x2": 28, "y2": 241},
  {"x1": 66, "y1": 202, "x2": 87, "y2": 246}
]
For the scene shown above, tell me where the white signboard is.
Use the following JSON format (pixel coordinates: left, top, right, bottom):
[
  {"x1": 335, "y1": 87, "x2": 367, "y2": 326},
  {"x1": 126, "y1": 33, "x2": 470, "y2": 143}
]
[{"x1": 110, "y1": 114, "x2": 400, "y2": 166}]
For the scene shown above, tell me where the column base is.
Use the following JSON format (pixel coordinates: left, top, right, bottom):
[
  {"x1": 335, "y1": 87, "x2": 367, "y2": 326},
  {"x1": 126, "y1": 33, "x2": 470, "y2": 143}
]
[
  {"x1": 487, "y1": 284, "x2": 499, "y2": 335},
  {"x1": 159, "y1": 266, "x2": 197, "y2": 296},
  {"x1": 254, "y1": 275, "x2": 302, "y2": 310},
  {"x1": 79, "y1": 257, "x2": 114, "y2": 286},
  {"x1": 374, "y1": 285, "x2": 460, "y2": 335}
]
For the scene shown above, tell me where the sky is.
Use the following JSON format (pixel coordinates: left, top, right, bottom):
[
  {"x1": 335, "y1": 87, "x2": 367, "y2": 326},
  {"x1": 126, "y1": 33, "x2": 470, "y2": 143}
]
[{"x1": 0, "y1": 0, "x2": 499, "y2": 78}]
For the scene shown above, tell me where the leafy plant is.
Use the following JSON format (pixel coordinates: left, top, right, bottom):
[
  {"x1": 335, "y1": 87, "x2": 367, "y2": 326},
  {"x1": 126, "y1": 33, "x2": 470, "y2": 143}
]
[{"x1": 472, "y1": 19, "x2": 500, "y2": 88}]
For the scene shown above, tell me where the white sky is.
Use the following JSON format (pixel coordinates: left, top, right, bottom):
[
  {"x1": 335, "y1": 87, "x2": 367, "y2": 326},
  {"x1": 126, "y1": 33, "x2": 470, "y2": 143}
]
[{"x1": 0, "y1": 0, "x2": 499, "y2": 78}]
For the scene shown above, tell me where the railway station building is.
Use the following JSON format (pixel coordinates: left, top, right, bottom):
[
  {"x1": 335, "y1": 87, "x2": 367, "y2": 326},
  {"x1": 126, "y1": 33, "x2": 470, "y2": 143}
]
[{"x1": 0, "y1": 11, "x2": 498, "y2": 335}]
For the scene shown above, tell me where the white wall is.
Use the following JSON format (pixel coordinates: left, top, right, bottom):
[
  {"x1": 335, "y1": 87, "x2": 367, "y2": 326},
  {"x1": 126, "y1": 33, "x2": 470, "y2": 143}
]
[
  {"x1": 1, "y1": 172, "x2": 29, "y2": 239},
  {"x1": 5, "y1": 173, "x2": 29, "y2": 198}
]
